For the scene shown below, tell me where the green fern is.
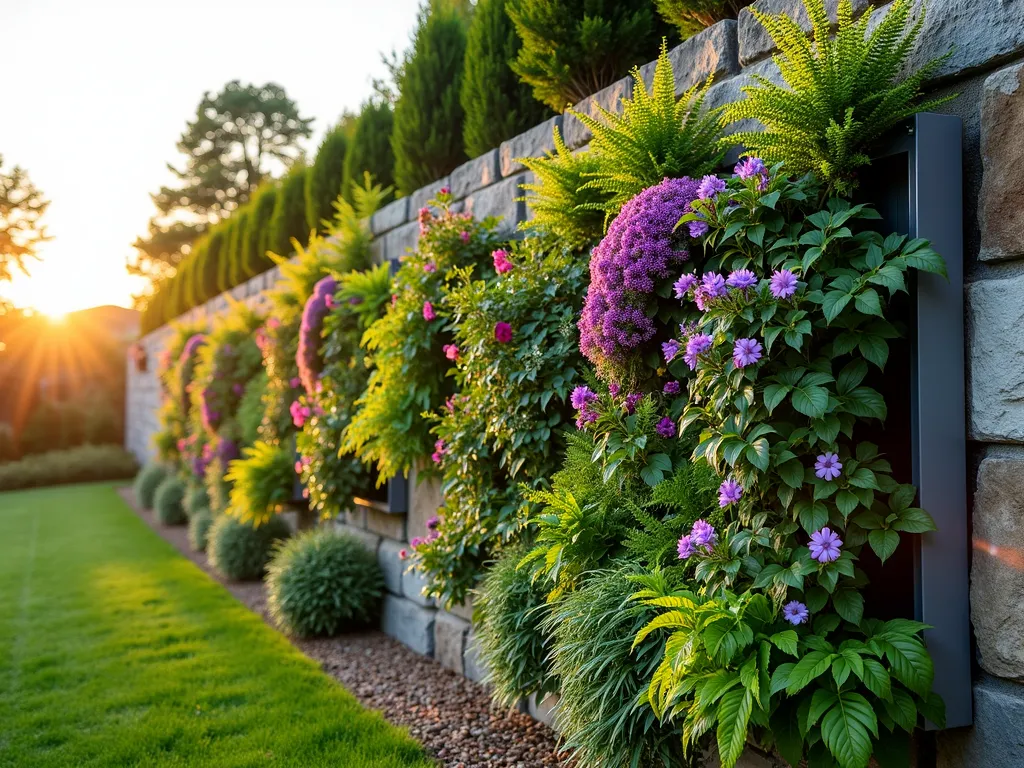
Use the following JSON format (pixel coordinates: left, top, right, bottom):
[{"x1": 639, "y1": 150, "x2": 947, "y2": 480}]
[
  {"x1": 722, "y1": 0, "x2": 954, "y2": 195},
  {"x1": 575, "y1": 42, "x2": 723, "y2": 220},
  {"x1": 518, "y1": 126, "x2": 609, "y2": 248}
]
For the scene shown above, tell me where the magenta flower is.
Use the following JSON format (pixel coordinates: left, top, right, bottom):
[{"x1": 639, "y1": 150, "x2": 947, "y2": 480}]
[
  {"x1": 663, "y1": 380, "x2": 680, "y2": 395},
  {"x1": 783, "y1": 601, "x2": 809, "y2": 626},
  {"x1": 656, "y1": 417, "x2": 676, "y2": 438},
  {"x1": 684, "y1": 334, "x2": 712, "y2": 370},
  {"x1": 770, "y1": 269, "x2": 798, "y2": 299},
  {"x1": 662, "y1": 338, "x2": 680, "y2": 362},
  {"x1": 733, "y1": 338, "x2": 763, "y2": 368},
  {"x1": 459, "y1": 231, "x2": 470, "y2": 243},
  {"x1": 423, "y1": 261, "x2": 437, "y2": 273},
  {"x1": 494, "y1": 322, "x2": 513, "y2": 343},
  {"x1": 294, "y1": 460, "x2": 303, "y2": 474},
  {"x1": 718, "y1": 479, "x2": 743, "y2": 507},
  {"x1": 570, "y1": 386, "x2": 598, "y2": 410},
  {"x1": 691, "y1": 520, "x2": 718, "y2": 550},
  {"x1": 688, "y1": 219, "x2": 709, "y2": 238},
  {"x1": 290, "y1": 400, "x2": 311, "y2": 428},
  {"x1": 815, "y1": 452, "x2": 843, "y2": 481},
  {"x1": 726, "y1": 269, "x2": 758, "y2": 290},
  {"x1": 697, "y1": 174, "x2": 727, "y2": 200},
  {"x1": 399, "y1": 549, "x2": 408, "y2": 560},
  {"x1": 423, "y1": 301, "x2": 436, "y2": 321},
  {"x1": 674, "y1": 273, "x2": 698, "y2": 299},
  {"x1": 809, "y1": 527, "x2": 843, "y2": 563},
  {"x1": 677, "y1": 535, "x2": 695, "y2": 560},
  {"x1": 492, "y1": 249, "x2": 514, "y2": 274},
  {"x1": 439, "y1": 186, "x2": 450, "y2": 195},
  {"x1": 624, "y1": 392, "x2": 643, "y2": 415},
  {"x1": 290, "y1": 377, "x2": 301, "y2": 388},
  {"x1": 443, "y1": 344, "x2": 459, "y2": 361},
  {"x1": 608, "y1": 382, "x2": 621, "y2": 397}
]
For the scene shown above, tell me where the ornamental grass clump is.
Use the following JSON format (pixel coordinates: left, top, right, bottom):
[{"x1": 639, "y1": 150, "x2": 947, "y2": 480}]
[
  {"x1": 472, "y1": 545, "x2": 557, "y2": 708},
  {"x1": 153, "y1": 475, "x2": 187, "y2": 526},
  {"x1": 208, "y1": 514, "x2": 291, "y2": 581},
  {"x1": 225, "y1": 440, "x2": 296, "y2": 526},
  {"x1": 632, "y1": 165, "x2": 947, "y2": 768},
  {"x1": 134, "y1": 462, "x2": 170, "y2": 509},
  {"x1": 266, "y1": 528, "x2": 385, "y2": 637}
]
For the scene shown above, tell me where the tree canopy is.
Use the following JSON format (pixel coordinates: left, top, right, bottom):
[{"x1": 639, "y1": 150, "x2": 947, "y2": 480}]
[{"x1": 0, "y1": 155, "x2": 50, "y2": 283}]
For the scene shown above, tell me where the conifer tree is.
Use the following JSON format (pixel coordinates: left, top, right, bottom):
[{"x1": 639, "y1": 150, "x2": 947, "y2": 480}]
[
  {"x1": 247, "y1": 185, "x2": 278, "y2": 276},
  {"x1": 392, "y1": 0, "x2": 470, "y2": 194},
  {"x1": 305, "y1": 123, "x2": 352, "y2": 233},
  {"x1": 342, "y1": 98, "x2": 396, "y2": 202},
  {"x1": 460, "y1": 0, "x2": 550, "y2": 158},
  {"x1": 268, "y1": 167, "x2": 309, "y2": 256},
  {"x1": 216, "y1": 218, "x2": 236, "y2": 293},
  {"x1": 201, "y1": 229, "x2": 225, "y2": 300},
  {"x1": 228, "y1": 208, "x2": 251, "y2": 286},
  {"x1": 506, "y1": 0, "x2": 672, "y2": 111},
  {"x1": 654, "y1": 0, "x2": 749, "y2": 39}
]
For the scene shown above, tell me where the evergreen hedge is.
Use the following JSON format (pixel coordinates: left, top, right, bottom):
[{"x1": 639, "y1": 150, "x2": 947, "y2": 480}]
[
  {"x1": 268, "y1": 168, "x2": 308, "y2": 258},
  {"x1": 216, "y1": 219, "x2": 236, "y2": 293},
  {"x1": 250, "y1": 184, "x2": 279, "y2": 275},
  {"x1": 228, "y1": 210, "x2": 250, "y2": 286},
  {"x1": 306, "y1": 127, "x2": 349, "y2": 233},
  {"x1": 342, "y1": 99, "x2": 395, "y2": 203},
  {"x1": 392, "y1": 1, "x2": 469, "y2": 194}
]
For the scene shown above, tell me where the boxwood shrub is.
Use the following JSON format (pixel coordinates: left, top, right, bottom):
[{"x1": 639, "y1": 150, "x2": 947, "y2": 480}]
[
  {"x1": 188, "y1": 507, "x2": 214, "y2": 552},
  {"x1": 134, "y1": 461, "x2": 170, "y2": 509},
  {"x1": 153, "y1": 475, "x2": 187, "y2": 526},
  {"x1": 208, "y1": 514, "x2": 291, "y2": 581}
]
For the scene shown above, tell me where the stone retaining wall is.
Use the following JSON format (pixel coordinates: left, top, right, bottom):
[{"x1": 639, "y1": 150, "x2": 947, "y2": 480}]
[{"x1": 125, "y1": 1, "x2": 1024, "y2": 759}]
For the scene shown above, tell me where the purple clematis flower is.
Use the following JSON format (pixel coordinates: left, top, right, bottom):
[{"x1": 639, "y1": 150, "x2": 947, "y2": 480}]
[{"x1": 809, "y1": 527, "x2": 843, "y2": 563}]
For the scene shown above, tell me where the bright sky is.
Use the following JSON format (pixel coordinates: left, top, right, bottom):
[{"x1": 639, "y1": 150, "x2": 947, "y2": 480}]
[{"x1": 0, "y1": 0, "x2": 421, "y2": 316}]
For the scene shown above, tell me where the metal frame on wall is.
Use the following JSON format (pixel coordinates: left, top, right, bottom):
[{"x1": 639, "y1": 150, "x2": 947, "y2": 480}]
[{"x1": 875, "y1": 113, "x2": 971, "y2": 729}]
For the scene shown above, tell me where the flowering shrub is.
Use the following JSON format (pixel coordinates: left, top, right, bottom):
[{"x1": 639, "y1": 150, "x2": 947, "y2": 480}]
[
  {"x1": 631, "y1": 165, "x2": 947, "y2": 767},
  {"x1": 410, "y1": 243, "x2": 587, "y2": 606},
  {"x1": 296, "y1": 275, "x2": 337, "y2": 395},
  {"x1": 343, "y1": 193, "x2": 503, "y2": 481}
]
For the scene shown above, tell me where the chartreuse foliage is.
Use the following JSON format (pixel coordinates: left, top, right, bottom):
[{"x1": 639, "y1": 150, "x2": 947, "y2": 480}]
[
  {"x1": 631, "y1": 168, "x2": 947, "y2": 767},
  {"x1": 412, "y1": 242, "x2": 586, "y2": 606},
  {"x1": 654, "y1": 0, "x2": 749, "y2": 38},
  {"x1": 722, "y1": 0, "x2": 953, "y2": 195},
  {"x1": 225, "y1": 441, "x2": 295, "y2": 527},
  {"x1": 343, "y1": 193, "x2": 502, "y2": 482},
  {"x1": 574, "y1": 44, "x2": 722, "y2": 219},
  {"x1": 0, "y1": 484, "x2": 434, "y2": 768}
]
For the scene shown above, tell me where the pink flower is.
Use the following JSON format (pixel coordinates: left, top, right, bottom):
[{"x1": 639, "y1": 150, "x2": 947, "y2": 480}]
[
  {"x1": 443, "y1": 344, "x2": 459, "y2": 361},
  {"x1": 423, "y1": 261, "x2": 437, "y2": 273},
  {"x1": 439, "y1": 186, "x2": 450, "y2": 196},
  {"x1": 266, "y1": 317, "x2": 281, "y2": 329},
  {"x1": 399, "y1": 549, "x2": 408, "y2": 560},
  {"x1": 302, "y1": 487, "x2": 310, "y2": 499},
  {"x1": 295, "y1": 461, "x2": 303, "y2": 474},
  {"x1": 492, "y1": 249, "x2": 514, "y2": 274},
  {"x1": 324, "y1": 293, "x2": 336, "y2": 309},
  {"x1": 459, "y1": 231, "x2": 470, "y2": 243},
  {"x1": 494, "y1": 322, "x2": 513, "y2": 343},
  {"x1": 423, "y1": 301, "x2": 436, "y2": 321},
  {"x1": 290, "y1": 377, "x2": 301, "y2": 389}
]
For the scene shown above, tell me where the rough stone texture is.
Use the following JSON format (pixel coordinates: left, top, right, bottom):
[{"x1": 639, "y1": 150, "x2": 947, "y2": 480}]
[
  {"x1": 463, "y1": 630, "x2": 488, "y2": 684},
  {"x1": 936, "y1": 676, "x2": 1024, "y2": 767},
  {"x1": 343, "y1": 505, "x2": 367, "y2": 529},
  {"x1": 379, "y1": 220, "x2": 419, "y2": 263},
  {"x1": 705, "y1": 58, "x2": 783, "y2": 136},
  {"x1": 499, "y1": 116, "x2": 562, "y2": 177},
  {"x1": 409, "y1": 465, "x2": 444, "y2": 545},
  {"x1": 451, "y1": 150, "x2": 500, "y2": 201},
  {"x1": 738, "y1": 0, "x2": 870, "y2": 67},
  {"x1": 639, "y1": 20, "x2": 741, "y2": 94},
  {"x1": 966, "y1": 275, "x2": 1024, "y2": 443},
  {"x1": 410, "y1": 176, "x2": 450, "y2": 213},
  {"x1": 447, "y1": 595, "x2": 474, "y2": 622},
  {"x1": 563, "y1": 76, "x2": 633, "y2": 150},
  {"x1": 462, "y1": 174, "x2": 526, "y2": 234},
  {"x1": 365, "y1": 507, "x2": 406, "y2": 541},
  {"x1": 381, "y1": 595, "x2": 436, "y2": 657},
  {"x1": 402, "y1": 564, "x2": 436, "y2": 608},
  {"x1": 527, "y1": 693, "x2": 559, "y2": 730},
  {"x1": 333, "y1": 520, "x2": 381, "y2": 554},
  {"x1": 971, "y1": 457, "x2": 1024, "y2": 680},
  {"x1": 434, "y1": 611, "x2": 470, "y2": 674},
  {"x1": 978, "y1": 63, "x2": 1024, "y2": 262},
  {"x1": 370, "y1": 196, "x2": 409, "y2": 236},
  {"x1": 377, "y1": 538, "x2": 405, "y2": 597}
]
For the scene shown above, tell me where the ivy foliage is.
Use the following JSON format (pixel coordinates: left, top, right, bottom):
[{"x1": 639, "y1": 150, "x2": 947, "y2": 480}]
[
  {"x1": 722, "y1": 0, "x2": 954, "y2": 195},
  {"x1": 343, "y1": 193, "x2": 502, "y2": 482}
]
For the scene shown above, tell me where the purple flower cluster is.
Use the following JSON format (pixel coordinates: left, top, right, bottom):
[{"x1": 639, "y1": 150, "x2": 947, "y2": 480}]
[
  {"x1": 718, "y1": 478, "x2": 743, "y2": 507},
  {"x1": 411, "y1": 515, "x2": 441, "y2": 549},
  {"x1": 578, "y1": 177, "x2": 700, "y2": 373},
  {"x1": 656, "y1": 417, "x2": 676, "y2": 438},
  {"x1": 733, "y1": 338, "x2": 763, "y2": 368},
  {"x1": 683, "y1": 334, "x2": 712, "y2": 370},
  {"x1": 177, "y1": 333, "x2": 207, "y2": 413},
  {"x1": 735, "y1": 157, "x2": 769, "y2": 191},
  {"x1": 677, "y1": 519, "x2": 718, "y2": 560},
  {"x1": 296, "y1": 275, "x2": 337, "y2": 395},
  {"x1": 216, "y1": 437, "x2": 239, "y2": 465},
  {"x1": 571, "y1": 385, "x2": 599, "y2": 429},
  {"x1": 431, "y1": 439, "x2": 449, "y2": 464}
]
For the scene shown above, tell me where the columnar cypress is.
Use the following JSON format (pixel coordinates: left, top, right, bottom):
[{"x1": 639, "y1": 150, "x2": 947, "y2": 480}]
[
  {"x1": 306, "y1": 127, "x2": 350, "y2": 233},
  {"x1": 392, "y1": 0, "x2": 470, "y2": 195},
  {"x1": 460, "y1": 0, "x2": 550, "y2": 158},
  {"x1": 268, "y1": 167, "x2": 309, "y2": 257},
  {"x1": 228, "y1": 209, "x2": 251, "y2": 287},
  {"x1": 216, "y1": 219, "x2": 236, "y2": 293},
  {"x1": 202, "y1": 229, "x2": 225, "y2": 300},
  {"x1": 506, "y1": 0, "x2": 671, "y2": 111},
  {"x1": 342, "y1": 99, "x2": 396, "y2": 203},
  {"x1": 249, "y1": 184, "x2": 279, "y2": 276}
]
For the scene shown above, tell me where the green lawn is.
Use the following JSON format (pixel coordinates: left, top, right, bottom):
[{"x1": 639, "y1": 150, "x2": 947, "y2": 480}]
[{"x1": 0, "y1": 482, "x2": 432, "y2": 768}]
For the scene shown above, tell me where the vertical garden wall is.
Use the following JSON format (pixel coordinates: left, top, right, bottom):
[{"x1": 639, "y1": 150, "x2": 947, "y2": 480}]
[{"x1": 125, "y1": 1, "x2": 1024, "y2": 764}]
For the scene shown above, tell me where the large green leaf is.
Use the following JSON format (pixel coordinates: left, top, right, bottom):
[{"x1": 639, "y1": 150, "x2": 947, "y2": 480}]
[
  {"x1": 820, "y1": 692, "x2": 878, "y2": 768},
  {"x1": 792, "y1": 385, "x2": 829, "y2": 418},
  {"x1": 786, "y1": 650, "x2": 835, "y2": 694},
  {"x1": 832, "y1": 588, "x2": 864, "y2": 625},
  {"x1": 716, "y1": 688, "x2": 754, "y2": 768},
  {"x1": 868, "y1": 529, "x2": 900, "y2": 562},
  {"x1": 882, "y1": 635, "x2": 934, "y2": 696}
]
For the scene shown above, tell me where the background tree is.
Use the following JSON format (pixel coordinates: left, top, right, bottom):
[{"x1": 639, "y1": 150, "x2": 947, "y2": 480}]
[
  {"x1": 248, "y1": 184, "x2": 279, "y2": 277},
  {"x1": 392, "y1": 0, "x2": 470, "y2": 194},
  {"x1": 506, "y1": 0, "x2": 672, "y2": 111},
  {"x1": 129, "y1": 81, "x2": 312, "y2": 288},
  {"x1": 460, "y1": 0, "x2": 551, "y2": 158},
  {"x1": 228, "y1": 209, "x2": 251, "y2": 286},
  {"x1": 217, "y1": 218, "x2": 238, "y2": 293},
  {"x1": 342, "y1": 97, "x2": 396, "y2": 203},
  {"x1": 305, "y1": 119, "x2": 355, "y2": 233},
  {"x1": 268, "y1": 167, "x2": 310, "y2": 257},
  {"x1": 0, "y1": 155, "x2": 50, "y2": 282}
]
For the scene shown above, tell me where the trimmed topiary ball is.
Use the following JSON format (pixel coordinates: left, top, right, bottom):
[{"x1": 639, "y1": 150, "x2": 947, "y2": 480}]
[
  {"x1": 208, "y1": 514, "x2": 291, "y2": 581},
  {"x1": 188, "y1": 507, "x2": 214, "y2": 552},
  {"x1": 473, "y1": 544, "x2": 556, "y2": 708},
  {"x1": 183, "y1": 483, "x2": 210, "y2": 518},
  {"x1": 267, "y1": 528, "x2": 384, "y2": 637},
  {"x1": 134, "y1": 462, "x2": 170, "y2": 509},
  {"x1": 153, "y1": 475, "x2": 187, "y2": 525}
]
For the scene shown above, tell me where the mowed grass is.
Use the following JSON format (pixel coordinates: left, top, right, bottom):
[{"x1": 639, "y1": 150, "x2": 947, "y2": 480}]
[{"x1": 0, "y1": 483, "x2": 432, "y2": 768}]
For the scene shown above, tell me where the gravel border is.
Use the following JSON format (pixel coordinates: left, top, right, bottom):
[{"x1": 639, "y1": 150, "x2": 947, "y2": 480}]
[{"x1": 117, "y1": 487, "x2": 563, "y2": 768}]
